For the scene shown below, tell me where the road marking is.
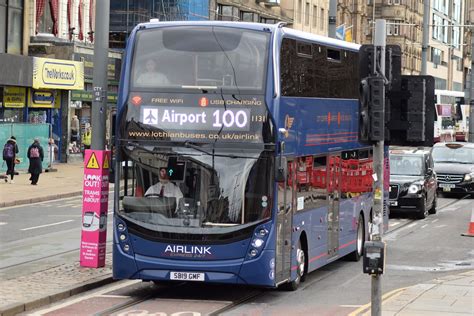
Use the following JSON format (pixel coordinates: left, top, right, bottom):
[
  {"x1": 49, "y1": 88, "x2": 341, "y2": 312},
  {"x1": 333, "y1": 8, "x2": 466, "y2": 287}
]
[
  {"x1": 407, "y1": 223, "x2": 417, "y2": 229},
  {"x1": 348, "y1": 287, "x2": 406, "y2": 316},
  {"x1": 389, "y1": 221, "x2": 399, "y2": 227},
  {"x1": 341, "y1": 305, "x2": 363, "y2": 308},
  {"x1": 0, "y1": 222, "x2": 6, "y2": 226},
  {"x1": 21, "y1": 220, "x2": 74, "y2": 231},
  {"x1": 421, "y1": 224, "x2": 428, "y2": 229},
  {"x1": 431, "y1": 219, "x2": 439, "y2": 223},
  {"x1": 435, "y1": 224, "x2": 447, "y2": 228},
  {"x1": 28, "y1": 280, "x2": 140, "y2": 315},
  {"x1": 99, "y1": 294, "x2": 131, "y2": 298}
]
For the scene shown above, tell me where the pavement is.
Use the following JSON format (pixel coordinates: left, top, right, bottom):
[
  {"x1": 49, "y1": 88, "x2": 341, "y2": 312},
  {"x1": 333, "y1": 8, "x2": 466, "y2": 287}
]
[{"x1": 0, "y1": 163, "x2": 473, "y2": 316}]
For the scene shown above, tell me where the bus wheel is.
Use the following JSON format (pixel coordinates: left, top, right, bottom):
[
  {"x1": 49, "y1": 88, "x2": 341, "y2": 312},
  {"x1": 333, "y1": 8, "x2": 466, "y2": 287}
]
[
  {"x1": 347, "y1": 214, "x2": 365, "y2": 261},
  {"x1": 283, "y1": 240, "x2": 305, "y2": 291}
]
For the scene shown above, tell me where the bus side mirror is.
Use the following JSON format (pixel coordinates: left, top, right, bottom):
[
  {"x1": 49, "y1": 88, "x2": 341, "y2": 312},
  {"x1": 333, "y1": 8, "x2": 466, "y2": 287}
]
[{"x1": 275, "y1": 156, "x2": 287, "y2": 183}]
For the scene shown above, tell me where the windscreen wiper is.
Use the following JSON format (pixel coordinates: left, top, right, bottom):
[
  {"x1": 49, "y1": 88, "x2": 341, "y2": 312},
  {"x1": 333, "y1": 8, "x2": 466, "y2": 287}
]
[{"x1": 183, "y1": 141, "x2": 258, "y2": 159}]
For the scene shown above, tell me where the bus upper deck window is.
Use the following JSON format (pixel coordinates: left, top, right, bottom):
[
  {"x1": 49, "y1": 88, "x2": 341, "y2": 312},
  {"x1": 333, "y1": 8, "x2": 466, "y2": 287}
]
[{"x1": 327, "y1": 49, "x2": 341, "y2": 62}]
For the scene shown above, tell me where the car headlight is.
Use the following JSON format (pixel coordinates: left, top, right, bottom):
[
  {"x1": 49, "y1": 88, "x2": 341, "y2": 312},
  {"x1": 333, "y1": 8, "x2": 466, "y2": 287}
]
[
  {"x1": 408, "y1": 184, "x2": 421, "y2": 194},
  {"x1": 464, "y1": 173, "x2": 473, "y2": 182}
]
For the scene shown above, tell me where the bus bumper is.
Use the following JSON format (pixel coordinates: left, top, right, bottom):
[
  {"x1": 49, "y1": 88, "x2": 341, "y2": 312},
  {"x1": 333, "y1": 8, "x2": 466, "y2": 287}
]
[{"x1": 113, "y1": 242, "x2": 276, "y2": 287}]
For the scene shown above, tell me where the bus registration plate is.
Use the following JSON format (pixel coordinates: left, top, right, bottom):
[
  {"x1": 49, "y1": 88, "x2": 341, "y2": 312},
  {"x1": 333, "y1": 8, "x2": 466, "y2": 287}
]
[{"x1": 170, "y1": 271, "x2": 205, "y2": 281}]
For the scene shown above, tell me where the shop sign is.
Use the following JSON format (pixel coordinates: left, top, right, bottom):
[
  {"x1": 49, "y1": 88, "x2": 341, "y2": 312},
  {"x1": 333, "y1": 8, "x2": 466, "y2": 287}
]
[
  {"x1": 71, "y1": 100, "x2": 83, "y2": 108},
  {"x1": 4, "y1": 87, "x2": 26, "y2": 108},
  {"x1": 28, "y1": 89, "x2": 61, "y2": 108},
  {"x1": 33, "y1": 57, "x2": 84, "y2": 90},
  {"x1": 75, "y1": 53, "x2": 121, "y2": 81},
  {"x1": 71, "y1": 90, "x2": 118, "y2": 103}
]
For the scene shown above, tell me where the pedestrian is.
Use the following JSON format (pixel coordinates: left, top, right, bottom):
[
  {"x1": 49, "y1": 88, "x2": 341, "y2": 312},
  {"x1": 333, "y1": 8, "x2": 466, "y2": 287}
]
[
  {"x1": 2, "y1": 136, "x2": 19, "y2": 184},
  {"x1": 82, "y1": 125, "x2": 92, "y2": 157},
  {"x1": 27, "y1": 138, "x2": 44, "y2": 185}
]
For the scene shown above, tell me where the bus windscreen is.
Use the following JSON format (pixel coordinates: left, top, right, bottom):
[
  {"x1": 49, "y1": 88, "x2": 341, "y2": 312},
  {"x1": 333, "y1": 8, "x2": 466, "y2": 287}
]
[{"x1": 131, "y1": 26, "x2": 270, "y2": 92}]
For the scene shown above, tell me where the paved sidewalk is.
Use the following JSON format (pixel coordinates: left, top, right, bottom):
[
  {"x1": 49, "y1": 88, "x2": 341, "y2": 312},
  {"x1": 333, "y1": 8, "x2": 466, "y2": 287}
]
[
  {"x1": 0, "y1": 162, "x2": 87, "y2": 208},
  {"x1": 352, "y1": 270, "x2": 474, "y2": 315}
]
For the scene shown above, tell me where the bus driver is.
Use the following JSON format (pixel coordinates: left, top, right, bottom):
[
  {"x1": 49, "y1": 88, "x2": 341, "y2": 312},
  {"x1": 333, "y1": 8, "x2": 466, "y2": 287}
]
[
  {"x1": 145, "y1": 167, "x2": 183, "y2": 201},
  {"x1": 136, "y1": 58, "x2": 170, "y2": 86}
]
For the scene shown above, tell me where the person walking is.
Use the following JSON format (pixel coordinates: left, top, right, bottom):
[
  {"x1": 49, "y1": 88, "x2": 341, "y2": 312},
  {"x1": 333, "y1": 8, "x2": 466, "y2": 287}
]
[
  {"x1": 82, "y1": 125, "x2": 92, "y2": 157},
  {"x1": 27, "y1": 138, "x2": 44, "y2": 185},
  {"x1": 3, "y1": 136, "x2": 19, "y2": 184}
]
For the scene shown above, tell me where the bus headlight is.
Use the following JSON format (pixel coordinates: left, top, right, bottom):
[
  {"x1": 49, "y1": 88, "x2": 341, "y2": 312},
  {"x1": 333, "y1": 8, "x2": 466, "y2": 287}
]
[
  {"x1": 118, "y1": 223, "x2": 126, "y2": 231},
  {"x1": 408, "y1": 184, "x2": 421, "y2": 194},
  {"x1": 119, "y1": 234, "x2": 127, "y2": 241},
  {"x1": 123, "y1": 244, "x2": 130, "y2": 252},
  {"x1": 258, "y1": 228, "x2": 268, "y2": 237},
  {"x1": 251, "y1": 238, "x2": 265, "y2": 248},
  {"x1": 249, "y1": 249, "x2": 258, "y2": 257}
]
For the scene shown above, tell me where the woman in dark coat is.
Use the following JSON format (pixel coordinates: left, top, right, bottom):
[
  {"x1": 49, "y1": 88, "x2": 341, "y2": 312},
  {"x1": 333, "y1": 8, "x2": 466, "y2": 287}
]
[
  {"x1": 3, "y1": 136, "x2": 19, "y2": 183},
  {"x1": 27, "y1": 138, "x2": 44, "y2": 185}
]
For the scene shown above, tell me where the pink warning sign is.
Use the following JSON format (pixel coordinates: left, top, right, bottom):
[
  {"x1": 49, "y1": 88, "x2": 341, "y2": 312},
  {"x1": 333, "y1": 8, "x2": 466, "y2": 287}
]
[{"x1": 80, "y1": 149, "x2": 111, "y2": 268}]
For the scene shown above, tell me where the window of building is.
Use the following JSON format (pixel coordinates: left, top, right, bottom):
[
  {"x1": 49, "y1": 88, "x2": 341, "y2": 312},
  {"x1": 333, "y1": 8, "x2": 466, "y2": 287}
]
[
  {"x1": 305, "y1": 2, "x2": 309, "y2": 26},
  {"x1": 38, "y1": 1, "x2": 54, "y2": 34},
  {"x1": 260, "y1": 17, "x2": 276, "y2": 24},
  {"x1": 312, "y1": 5, "x2": 317, "y2": 27},
  {"x1": 297, "y1": 0, "x2": 302, "y2": 24},
  {"x1": 0, "y1": 0, "x2": 23, "y2": 54},
  {"x1": 386, "y1": 20, "x2": 401, "y2": 36},
  {"x1": 430, "y1": 47, "x2": 442, "y2": 65},
  {"x1": 240, "y1": 11, "x2": 256, "y2": 22},
  {"x1": 218, "y1": 4, "x2": 235, "y2": 21},
  {"x1": 320, "y1": 8, "x2": 324, "y2": 30}
]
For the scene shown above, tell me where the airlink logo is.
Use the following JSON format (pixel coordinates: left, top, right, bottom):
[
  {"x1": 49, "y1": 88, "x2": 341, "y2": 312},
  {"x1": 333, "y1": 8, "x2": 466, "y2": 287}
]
[{"x1": 164, "y1": 245, "x2": 212, "y2": 255}]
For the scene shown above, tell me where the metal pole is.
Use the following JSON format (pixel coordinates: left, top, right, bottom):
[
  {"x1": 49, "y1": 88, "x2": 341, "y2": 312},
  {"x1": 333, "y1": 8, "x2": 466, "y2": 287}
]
[
  {"x1": 329, "y1": 0, "x2": 337, "y2": 38},
  {"x1": 371, "y1": 19, "x2": 386, "y2": 316},
  {"x1": 91, "y1": 0, "x2": 110, "y2": 150},
  {"x1": 421, "y1": 0, "x2": 429, "y2": 75}
]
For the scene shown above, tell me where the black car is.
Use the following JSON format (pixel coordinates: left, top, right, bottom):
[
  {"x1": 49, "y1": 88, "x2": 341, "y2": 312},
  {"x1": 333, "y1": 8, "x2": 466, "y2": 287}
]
[
  {"x1": 389, "y1": 148, "x2": 437, "y2": 219},
  {"x1": 431, "y1": 142, "x2": 474, "y2": 196}
]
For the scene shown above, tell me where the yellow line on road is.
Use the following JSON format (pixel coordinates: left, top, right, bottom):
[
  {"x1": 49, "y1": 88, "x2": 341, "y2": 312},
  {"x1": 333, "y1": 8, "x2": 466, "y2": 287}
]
[{"x1": 347, "y1": 287, "x2": 407, "y2": 316}]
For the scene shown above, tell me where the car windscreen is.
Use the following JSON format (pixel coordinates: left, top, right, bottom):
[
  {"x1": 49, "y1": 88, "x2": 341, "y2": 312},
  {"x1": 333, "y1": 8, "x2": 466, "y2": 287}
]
[
  {"x1": 390, "y1": 155, "x2": 424, "y2": 176},
  {"x1": 131, "y1": 26, "x2": 270, "y2": 93},
  {"x1": 432, "y1": 146, "x2": 474, "y2": 164}
]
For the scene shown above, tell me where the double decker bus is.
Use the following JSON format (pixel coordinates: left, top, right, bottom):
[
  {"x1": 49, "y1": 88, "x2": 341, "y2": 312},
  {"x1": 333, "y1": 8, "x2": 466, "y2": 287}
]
[{"x1": 113, "y1": 21, "x2": 385, "y2": 290}]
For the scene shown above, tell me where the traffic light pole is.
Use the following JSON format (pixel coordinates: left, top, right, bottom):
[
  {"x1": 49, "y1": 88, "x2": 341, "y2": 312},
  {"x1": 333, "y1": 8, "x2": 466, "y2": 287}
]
[
  {"x1": 371, "y1": 19, "x2": 386, "y2": 316},
  {"x1": 91, "y1": 0, "x2": 110, "y2": 150}
]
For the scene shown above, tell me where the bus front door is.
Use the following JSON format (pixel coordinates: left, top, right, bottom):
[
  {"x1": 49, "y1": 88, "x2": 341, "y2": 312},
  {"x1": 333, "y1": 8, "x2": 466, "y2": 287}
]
[
  {"x1": 275, "y1": 159, "x2": 294, "y2": 285},
  {"x1": 327, "y1": 154, "x2": 341, "y2": 259}
]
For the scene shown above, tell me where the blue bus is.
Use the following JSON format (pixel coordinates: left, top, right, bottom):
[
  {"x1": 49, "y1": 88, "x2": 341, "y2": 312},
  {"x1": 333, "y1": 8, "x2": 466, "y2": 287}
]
[{"x1": 113, "y1": 21, "x2": 385, "y2": 290}]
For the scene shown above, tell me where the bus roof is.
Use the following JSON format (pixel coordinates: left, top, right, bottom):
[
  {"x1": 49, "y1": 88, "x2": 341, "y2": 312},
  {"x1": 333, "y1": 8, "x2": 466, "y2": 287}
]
[{"x1": 134, "y1": 21, "x2": 361, "y2": 52}]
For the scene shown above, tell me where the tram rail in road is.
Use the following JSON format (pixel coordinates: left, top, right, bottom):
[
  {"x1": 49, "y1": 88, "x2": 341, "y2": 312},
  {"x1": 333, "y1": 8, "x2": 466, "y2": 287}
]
[{"x1": 23, "y1": 196, "x2": 471, "y2": 316}]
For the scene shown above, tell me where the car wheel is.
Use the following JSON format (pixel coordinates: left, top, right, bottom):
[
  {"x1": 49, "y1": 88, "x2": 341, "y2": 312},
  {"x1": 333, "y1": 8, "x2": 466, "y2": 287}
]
[
  {"x1": 416, "y1": 197, "x2": 428, "y2": 219},
  {"x1": 282, "y1": 240, "x2": 306, "y2": 291},
  {"x1": 428, "y1": 195, "x2": 437, "y2": 214},
  {"x1": 347, "y1": 214, "x2": 365, "y2": 261}
]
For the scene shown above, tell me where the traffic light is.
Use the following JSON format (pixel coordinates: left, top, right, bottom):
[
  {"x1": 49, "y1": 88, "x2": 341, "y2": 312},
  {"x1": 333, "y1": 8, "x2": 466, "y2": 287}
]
[{"x1": 387, "y1": 76, "x2": 435, "y2": 146}]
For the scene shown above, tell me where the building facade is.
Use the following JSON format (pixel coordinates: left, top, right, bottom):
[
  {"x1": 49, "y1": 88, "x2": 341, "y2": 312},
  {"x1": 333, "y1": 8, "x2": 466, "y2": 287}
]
[
  {"x1": 337, "y1": 0, "x2": 369, "y2": 44},
  {"x1": 427, "y1": 0, "x2": 464, "y2": 93},
  {"x1": 362, "y1": 0, "x2": 423, "y2": 75}
]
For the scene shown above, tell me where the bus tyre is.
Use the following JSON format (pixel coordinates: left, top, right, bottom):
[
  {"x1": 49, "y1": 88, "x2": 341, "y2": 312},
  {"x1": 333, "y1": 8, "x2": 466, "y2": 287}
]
[
  {"x1": 283, "y1": 240, "x2": 305, "y2": 291},
  {"x1": 347, "y1": 214, "x2": 364, "y2": 262}
]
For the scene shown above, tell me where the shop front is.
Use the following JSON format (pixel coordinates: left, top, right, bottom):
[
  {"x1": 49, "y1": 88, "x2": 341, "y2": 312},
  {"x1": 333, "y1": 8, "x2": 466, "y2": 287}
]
[
  {"x1": 30, "y1": 57, "x2": 84, "y2": 162},
  {"x1": 71, "y1": 52, "x2": 121, "y2": 152}
]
